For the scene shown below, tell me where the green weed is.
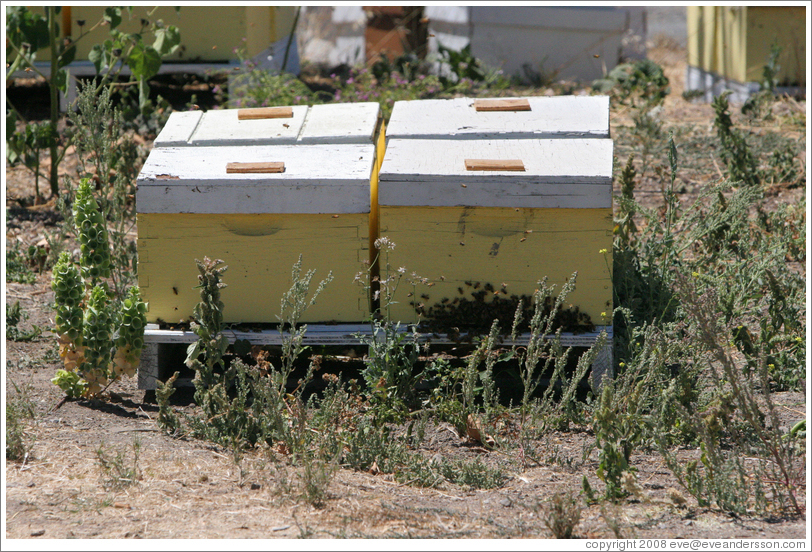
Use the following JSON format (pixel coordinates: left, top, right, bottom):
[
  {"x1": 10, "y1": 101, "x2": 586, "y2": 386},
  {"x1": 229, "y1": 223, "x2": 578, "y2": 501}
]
[
  {"x1": 541, "y1": 492, "x2": 582, "y2": 538},
  {"x1": 6, "y1": 378, "x2": 37, "y2": 462},
  {"x1": 712, "y1": 91, "x2": 759, "y2": 186},
  {"x1": 6, "y1": 301, "x2": 44, "y2": 342},
  {"x1": 96, "y1": 438, "x2": 142, "y2": 491},
  {"x1": 5, "y1": 240, "x2": 38, "y2": 284}
]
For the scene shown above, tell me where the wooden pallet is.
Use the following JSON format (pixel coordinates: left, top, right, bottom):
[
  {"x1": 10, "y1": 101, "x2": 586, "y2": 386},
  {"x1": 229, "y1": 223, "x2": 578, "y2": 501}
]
[{"x1": 138, "y1": 323, "x2": 613, "y2": 390}]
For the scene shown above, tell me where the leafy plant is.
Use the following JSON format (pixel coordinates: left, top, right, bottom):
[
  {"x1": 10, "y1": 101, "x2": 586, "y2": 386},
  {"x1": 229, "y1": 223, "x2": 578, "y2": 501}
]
[
  {"x1": 712, "y1": 91, "x2": 759, "y2": 186},
  {"x1": 6, "y1": 240, "x2": 38, "y2": 284},
  {"x1": 50, "y1": 180, "x2": 147, "y2": 398},
  {"x1": 227, "y1": 65, "x2": 319, "y2": 109},
  {"x1": 96, "y1": 438, "x2": 141, "y2": 491},
  {"x1": 742, "y1": 43, "x2": 783, "y2": 120},
  {"x1": 66, "y1": 81, "x2": 141, "y2": 294},
  {"x1": 541, "y1": 492, "x2": 582, "y2": 538},
  {"x1": 593, "y1": 383, "x2": 643, "y2": 500},
  {"x1": 664, "y1": 275, "x2": 803, "y2": 515},
  {"x1": 6, "y1": 379, "x2": 37, "y2": 462},
  {"x1": 6, "y1": 6, "x2": 75, "y2": 198},
  {"x1": 6, "y1": 6, "x2": 180, "y2": 200},
  {"x1": 6, "y1": 301, "x2": 43, "y2": 342},
  {"x1": 334, "y1": 67, "x2": 444, "y2": 120},
  {"x1": 592, "y1": 59, "x2": 670, "y2": 108}
]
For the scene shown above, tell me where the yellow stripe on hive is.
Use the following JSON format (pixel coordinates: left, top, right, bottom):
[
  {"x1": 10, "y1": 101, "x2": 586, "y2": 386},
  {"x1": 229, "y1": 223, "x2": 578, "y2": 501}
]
[
  {"x1": 137, "y1": 213, "x2": 370, "y2": 324},
  {"x1": 377, "y1": 206, "x2": 612, "y2": 325}
]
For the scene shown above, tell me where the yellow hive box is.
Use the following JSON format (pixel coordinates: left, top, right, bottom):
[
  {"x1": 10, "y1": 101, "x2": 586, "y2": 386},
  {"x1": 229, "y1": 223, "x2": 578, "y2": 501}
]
[
  {"x1": 24, "y1": 6, "x2": 297, "y2": 62},
  {"x1": 136, "y1": 103, "x2": 384, "y2": 325},
  {"x1": 378, "y1": 97, "x2": 613, "y2": 330},
  {"x1": 686, "y1": 6, "x2": 806, "y2": 101}
]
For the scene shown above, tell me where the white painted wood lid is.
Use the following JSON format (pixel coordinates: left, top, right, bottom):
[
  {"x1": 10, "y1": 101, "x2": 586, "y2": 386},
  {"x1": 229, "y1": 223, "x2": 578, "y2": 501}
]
[
  {"x1": 153, "y1": 102, "x2": 380, "y2": 147},
  {"x1": 137, "y1": 144, "x2": 375, "y2": 214},
  {"x1": 386, "y1": 96, "x2": 610, "y2": 140},
  {"x1": 378, "y1": 138, "x2": 613, "y2": 209},
  {"x1": 298, "y1": 103, "x2": 381, "y2": 144}
]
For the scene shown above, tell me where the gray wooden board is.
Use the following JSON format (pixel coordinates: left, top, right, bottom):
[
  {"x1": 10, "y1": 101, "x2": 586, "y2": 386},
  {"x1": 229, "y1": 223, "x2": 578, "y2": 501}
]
[
  {"x1": 386, "y1": 96, "x2": 610, "y2": 140},
  {"x1": 143, "y1": 324, "x2": 611, "y2": 346},
  {"x1": 136, "y1": 144, "x2": 375, "y2": 214},
  {"x1": 138, "y1": 325, "x2": 612, "y2": 389},
  {"x1": 378, "y1": 138, "x2": 612, "y2": 208}
]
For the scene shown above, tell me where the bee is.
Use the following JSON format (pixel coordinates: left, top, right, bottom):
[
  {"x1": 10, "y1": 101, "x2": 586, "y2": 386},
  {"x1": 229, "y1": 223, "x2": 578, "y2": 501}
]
[
  {"x1": 461, "y1": 183, "x2": 467, "y2": 188},
  {"x1": 459, "y1": 241, "x2": 465, "y2": 246},
  {"x1": 458, "y1": 287, "x2": 464, "y2": 295},
  {"x1": 172, "y1": 287, "x2": 179, "y2": 295},
  {"x1": 283, "y1": 123, "x2": 290, "y2": 128},
  {"x1": 593, "y1": 53, "x2": 600, "y2": 58},
  {"x1": 421, "y1": 294, "x2": 430, "y2": 300},
  {"x1": 484, "y1": 283, "x2": 494, "y2": 292},
  {"x1": 427, "y1": 282, "x2": 435, "y2": 287},
  {"x1": 520, "y1": 237, "x2": 527, "y2": 242},
  {"x1": 465, "y1": 281, "x2": 473, "y2": 287},
  {"x1": 439, "y1": 275, "x2": 446, "y2": 281},
  {"x1": 473, "y1": 281, "x2": 481, "y2": 289}
]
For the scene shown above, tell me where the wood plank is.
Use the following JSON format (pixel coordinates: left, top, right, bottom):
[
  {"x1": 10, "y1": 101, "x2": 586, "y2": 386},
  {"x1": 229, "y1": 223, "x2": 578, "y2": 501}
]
[
  {"x1": 189, "y1": 108, "x2": 307, "y2": 146},
  {"x1": 226, "y1": 162, "x2": 285, "y2": 174},
  {"x1": 142, "y1": 325, "x2": 612, "y2": 346},
  {"x1": 386, "y1": 96, "x2": 610, "y2": 140},
  {"x1": 137, "y1": 324, "x2": 612, "y2": 389},
  {"x1": 153, "y1": 111, "x2": 203, "y2": 147},
  {"x1": 136, "y1": 144, "x2": 375, "y2": 214},
  {"x1": 378, "y1": 179, "x2": 610, "y2": 209},
  {"x1": 473, "y1": 98, "x2": 531, "y2": 111},
  {"x1": 465, "y1": 159, "x2": 525, "y2": 171},
  {"x1": 298, "y1": 102, "x2": 381, "y2": 144},
  {"x1": 378, "y1": 138, "x2": 612, "y2": 209},
  {"x1": 238, "y1": 106, "x2": 294, "y2": 120}
]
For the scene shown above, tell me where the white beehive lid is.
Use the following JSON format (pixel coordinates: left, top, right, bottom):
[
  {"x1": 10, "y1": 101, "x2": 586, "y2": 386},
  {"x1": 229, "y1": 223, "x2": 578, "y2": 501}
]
[
  {"x1": 153, "y1": 102, "x2": 381, "y2": 147},
  {"x1": 386, "y1": 96, "x2": 610, "y2": 140},
  {"x1": 137, "y1": 143, "x2": 376, "y2": 214},
  {"x1": 378, "y1": 138, "x2": 613, "y2": 209}
]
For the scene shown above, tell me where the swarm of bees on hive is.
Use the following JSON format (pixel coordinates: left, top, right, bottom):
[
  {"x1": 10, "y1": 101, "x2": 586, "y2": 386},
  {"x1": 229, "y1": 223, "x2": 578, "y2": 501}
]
[{"x1": 412, "y1": 281, "x2": 595, "y2": 342}]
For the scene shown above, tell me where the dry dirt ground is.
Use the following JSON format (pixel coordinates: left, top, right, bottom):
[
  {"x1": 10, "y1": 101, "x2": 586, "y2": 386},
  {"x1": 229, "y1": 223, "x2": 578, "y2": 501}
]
[{"x1": 4, "y1": 41, "x2": 808, "y2": 543}]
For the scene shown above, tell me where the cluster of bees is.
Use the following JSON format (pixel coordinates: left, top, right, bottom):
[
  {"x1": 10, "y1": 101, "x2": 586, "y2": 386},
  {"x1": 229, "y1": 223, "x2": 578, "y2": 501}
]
[{"x1": 413, "y1": 281, "x2": 595, "y2": 341}]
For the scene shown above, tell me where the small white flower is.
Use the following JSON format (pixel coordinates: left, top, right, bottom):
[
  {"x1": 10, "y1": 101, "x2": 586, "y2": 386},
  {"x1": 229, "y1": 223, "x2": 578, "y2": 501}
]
[
  {"x1": 374, "y1": 237, "x2": 395, "y2": 252},
  {"x1": 397, "y1": 266, "x2": 406, "y2": 275}
]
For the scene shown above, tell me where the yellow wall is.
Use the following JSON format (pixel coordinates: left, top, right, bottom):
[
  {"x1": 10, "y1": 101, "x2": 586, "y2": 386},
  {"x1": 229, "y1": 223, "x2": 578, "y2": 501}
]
[
  {"x1": 137, "y1": 212, "x2": 369, "y2": 324},
  {"x1": 688, "y1": 6, "x2": 806, "y2": 86},
  {"x1": 378, "y1": 206, "x2": 613, "y2": 326},
  {"x1": 25, "y1": 6, "x2": 298, "y2": 62},
  {"x1": 745, "y1": 6, "x2": 806, "y2": 85}
]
